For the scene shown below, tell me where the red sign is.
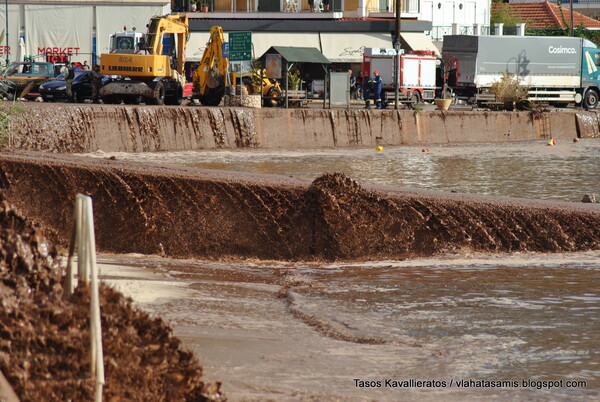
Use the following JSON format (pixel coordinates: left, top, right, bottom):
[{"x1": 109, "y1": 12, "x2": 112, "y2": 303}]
[
  {"x1": 46, "y1": 54, "x2": 70, "y2": 63},
  {"x1": 37, "y1": 47, "x2": 80, "y2": 56}
]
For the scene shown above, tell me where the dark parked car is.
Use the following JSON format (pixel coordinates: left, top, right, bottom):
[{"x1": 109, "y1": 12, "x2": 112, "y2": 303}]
[
  {"x1": 39, "y1": 70, "x2": 111, "y2": 103},
  {"x1": 0, "y1": 62, "x2": 57, "y2": 100}
]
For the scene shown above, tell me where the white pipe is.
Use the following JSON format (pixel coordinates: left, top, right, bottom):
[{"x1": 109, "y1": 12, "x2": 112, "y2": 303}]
[
  {"x1": 64, "y1": 200, "x2": 79, "y2": 297},
  {"x1": 85, "y1": 197, "x2": 104, "y2": 400},
  {"x1": 70, "y1": 194, "x2": 104, "y2": 400}
]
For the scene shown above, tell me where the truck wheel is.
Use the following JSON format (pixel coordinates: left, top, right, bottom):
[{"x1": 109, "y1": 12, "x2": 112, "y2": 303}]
[
  {"x1": 264, "y1": 87, "x2": 281, "y2": 107},
  {"x1": 409, "y1": 91, "x2": 421, "y2": 109},
  {"x1": 149, "y1": 81, "x2": 165, "y2": 105},
  {"x1": 583, "y1": 89, "x2": 599, "y2": 109},
  {"x1": 165, "y1": 84, "x2": 183, "y2": 105}
]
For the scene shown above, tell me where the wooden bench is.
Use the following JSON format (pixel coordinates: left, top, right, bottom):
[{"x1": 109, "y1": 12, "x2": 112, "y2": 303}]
[{"x1": 284, "y1": 89, "x2": 310, "y2": 107}]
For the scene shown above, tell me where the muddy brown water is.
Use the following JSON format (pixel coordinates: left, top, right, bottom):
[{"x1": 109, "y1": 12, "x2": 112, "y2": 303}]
[
  {"x1": 1, "y1": 140, "x2": 599, "y2": 400},
  {"x1": 82, "y1": 141, "x2": 599, "y2": 400}
]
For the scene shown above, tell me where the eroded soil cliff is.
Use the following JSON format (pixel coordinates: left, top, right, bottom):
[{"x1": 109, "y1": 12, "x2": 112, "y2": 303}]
[
  {"x1": 0, "y1": 151, "x2": 598, "y2": 261},
  {"x1": 0, "y1": 193, "x2": 223, "y2": 400}
]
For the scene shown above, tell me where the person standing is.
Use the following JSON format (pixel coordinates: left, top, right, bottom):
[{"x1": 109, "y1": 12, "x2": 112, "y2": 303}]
[
  {"x1": 91, "y1": 64, "x2": 103, "y2": 104},
  {"x1": 349, "y1": 69, "x2": 357, "y2": 100},
  {"x1": 373, "y1": 70, "x2": 383, "y2": 109},
  {"x1": 363, "y1": 72, "x2": 373, "y2": 109},
  {"x1": 66, "y1": 65, "x2": 75, "y2": 101}
]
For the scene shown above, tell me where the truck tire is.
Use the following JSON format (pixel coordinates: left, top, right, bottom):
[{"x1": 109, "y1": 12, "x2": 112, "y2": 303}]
[
  {"x1": 148, "y1": 81, "x2": 166, "y2": 105},
  {"x1": 165, "y1": 84, "x2": 183, "y2": 106},
  {"x1": 409, "y1": 91, "x2": 421, "y2": 109},
  {"x1": 583, "y1": 89, "x2": 599, "y2": 109},
  {"x1": 264, "y1": 87, "x2": 281, "y2": 107}
]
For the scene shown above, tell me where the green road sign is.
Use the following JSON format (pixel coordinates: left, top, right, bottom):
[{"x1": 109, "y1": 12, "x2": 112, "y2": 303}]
[{"x1": 228, "y1": 31, "x2": 252, "y2": 61}]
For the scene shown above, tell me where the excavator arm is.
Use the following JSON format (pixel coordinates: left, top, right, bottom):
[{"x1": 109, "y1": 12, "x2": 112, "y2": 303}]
[
  {"x1": 145, "y1": 13, "x2": 189, "y2": 76},
  {"x1": 192, "y1": 26, "x2": 229, "y2": 106}
]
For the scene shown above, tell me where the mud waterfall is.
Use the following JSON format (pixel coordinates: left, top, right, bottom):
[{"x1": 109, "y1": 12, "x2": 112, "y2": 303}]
[{"x1": 0, "y1": 151, "x2": 598, "y2": 261}]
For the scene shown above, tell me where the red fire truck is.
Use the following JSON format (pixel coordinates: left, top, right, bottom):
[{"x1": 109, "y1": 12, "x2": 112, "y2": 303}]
[{"x1": 362, "y1": 48, "x2": 437, "y2": 108}]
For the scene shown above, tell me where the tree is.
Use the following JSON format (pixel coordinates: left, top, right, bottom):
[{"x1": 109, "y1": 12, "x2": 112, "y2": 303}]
[{"x1": 491, "y1": 0, "x2": 524, "y2": 27}]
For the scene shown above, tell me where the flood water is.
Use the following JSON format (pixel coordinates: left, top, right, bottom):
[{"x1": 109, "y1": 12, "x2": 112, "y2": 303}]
[
  {"x1": 91, "y1": 139, "x2": 600, "y2": 400},
  {"x1": 86, "y1": 139, "x2": 600, "y2": 202}
]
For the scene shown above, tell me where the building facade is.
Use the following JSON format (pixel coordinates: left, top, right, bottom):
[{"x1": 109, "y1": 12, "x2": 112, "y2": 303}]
[{"x1": 0, "y1": 0, "x2": 491, "y2": 67}]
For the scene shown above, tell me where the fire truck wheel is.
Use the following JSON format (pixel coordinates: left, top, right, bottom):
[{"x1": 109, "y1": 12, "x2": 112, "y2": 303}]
[{"x1": 409, "y1": 91, "x2": 421, "y2": 109}]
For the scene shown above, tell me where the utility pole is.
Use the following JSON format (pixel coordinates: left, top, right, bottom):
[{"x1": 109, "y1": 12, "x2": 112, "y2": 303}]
[
  {"x1": 394, "y1": 0, "x2": 401, "y2": 109},
  {"x1": 5, "y1": 0, "x2": 8, "y2": 65},
  {"x1": 570, "y1": 0, "x2": 574, "y2": 37}
]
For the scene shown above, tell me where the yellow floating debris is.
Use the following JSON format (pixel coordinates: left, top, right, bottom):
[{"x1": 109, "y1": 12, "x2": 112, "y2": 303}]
[{"x1": 375, "y1": 146, "x2": 384, "y2": 151}]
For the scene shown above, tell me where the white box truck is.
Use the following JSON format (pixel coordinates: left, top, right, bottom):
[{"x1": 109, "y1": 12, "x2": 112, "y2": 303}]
[{"x1": 443, "y1": 35, "x2": 600, "y2": 108}]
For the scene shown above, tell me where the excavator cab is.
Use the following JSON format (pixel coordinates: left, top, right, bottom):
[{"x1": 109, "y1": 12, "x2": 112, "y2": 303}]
[{"x1": 109, "y1": 28, "x2": 146, "y2": 55}]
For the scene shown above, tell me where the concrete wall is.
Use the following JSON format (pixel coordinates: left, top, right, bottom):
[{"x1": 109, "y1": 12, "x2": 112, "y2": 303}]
[{"x1": 6, "y1": 104, "x2": 599, "y2": 153}]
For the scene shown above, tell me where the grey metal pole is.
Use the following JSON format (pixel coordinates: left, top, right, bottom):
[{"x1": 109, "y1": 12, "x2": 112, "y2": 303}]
[{"x1": 394, "y1": 0, "x2": 402, "y2": 109}]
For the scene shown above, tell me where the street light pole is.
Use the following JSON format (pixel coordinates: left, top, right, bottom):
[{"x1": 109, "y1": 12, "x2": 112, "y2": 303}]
[{"x1": 394, "y1": 0, "x2": 401, "y2": 109}]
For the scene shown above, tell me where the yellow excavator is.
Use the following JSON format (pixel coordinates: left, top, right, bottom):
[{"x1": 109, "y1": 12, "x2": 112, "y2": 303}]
[
  {"x1": 99, "y1": 13, "x2": 189, "y2": 105},
  {"x1": 230, "y1": 68, "x2": 283, "y2": 107},
  {"x1": 191, "y1": 26, "x2": 229, "y2": 106},
  {"x1": 192, "y1": 26, "x2": 283, "y2": 107}
]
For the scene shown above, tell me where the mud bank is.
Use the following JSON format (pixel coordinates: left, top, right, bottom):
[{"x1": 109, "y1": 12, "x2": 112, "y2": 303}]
[
  {"x1": 6, "y1": 104, "x2": 600, "y2": 153},
  {"x1": 0, "y1": 151, "x2": 598, "y2": 261},
  {"x1": 0, "y1": 192, "x2": 222, "y2": 401}
]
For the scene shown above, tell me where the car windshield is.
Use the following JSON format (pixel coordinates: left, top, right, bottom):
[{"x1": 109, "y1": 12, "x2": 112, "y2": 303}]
[
  {"x1": 73, "y1": 71, "x2": 91, "y2": 83},
  {"x1": 53, "y1": 74, "x2": 66, "y2": 81},
  {"x1": 4, "y1": 63, "x2": 24, "y2": 75}
]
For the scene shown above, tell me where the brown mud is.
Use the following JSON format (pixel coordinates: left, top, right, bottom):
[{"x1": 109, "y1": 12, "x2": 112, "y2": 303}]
[
  {"x1": 0, "y1": 192, "x2": 223, "y2": 401},
  {"x1": 0, "y1": 150, "x2": 598, "y2": 261}
]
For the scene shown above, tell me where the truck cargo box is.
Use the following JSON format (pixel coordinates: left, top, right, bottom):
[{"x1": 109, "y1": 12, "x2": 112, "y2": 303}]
[{"x1": 443, "y1": 35, "x2": 595, "y2": 88}]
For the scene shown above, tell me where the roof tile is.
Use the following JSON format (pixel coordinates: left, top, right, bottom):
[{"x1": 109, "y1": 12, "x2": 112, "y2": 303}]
[{"x1": 493, "y1": 1, "x2": 600, "y2": 29}]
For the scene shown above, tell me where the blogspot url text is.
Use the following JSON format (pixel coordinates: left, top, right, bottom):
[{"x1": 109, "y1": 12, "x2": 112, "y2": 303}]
[{"x1": 354, "y1": 378, "x2": 587, "y2": 390}]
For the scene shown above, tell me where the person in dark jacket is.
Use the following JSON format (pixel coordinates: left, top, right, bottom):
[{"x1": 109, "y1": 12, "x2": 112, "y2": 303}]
[
  {"x1": 66, "y1": 66, "x2": 75, "y2": 100},
  {"x1": 363, "y1": 72, "x2": 373, "y2": 109},
  {"x1": 373, "y1": 70, "x2": 383, "y2": 109},
  {"x1": 91, "y1": 64, "x2": 103, "y2": 104}
]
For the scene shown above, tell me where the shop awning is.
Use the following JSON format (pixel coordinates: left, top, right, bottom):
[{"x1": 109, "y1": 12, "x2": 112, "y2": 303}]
[
  {"x1": 400, "y1": 32, "x2": 440, "y2": 55},
  {"x1": 262, "y1": 46, "x2": 331, "y2": 64},
  {"x1": 251, "y1": 32, "x2": 321, "y2": 59},
  {"x1": 319, "y1": 32, "x2": 439, "y2": 63},
  {"x1": 319, "y1": 32, "x2": 393, "y2": 63}
]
